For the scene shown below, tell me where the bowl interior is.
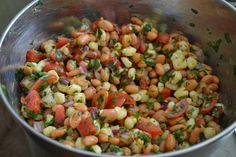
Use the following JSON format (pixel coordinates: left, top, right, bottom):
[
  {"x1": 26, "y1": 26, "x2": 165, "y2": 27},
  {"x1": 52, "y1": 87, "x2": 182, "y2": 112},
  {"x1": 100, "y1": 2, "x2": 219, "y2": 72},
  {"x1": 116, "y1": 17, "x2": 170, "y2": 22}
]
[{"x1": 0, "y1": 0, "x2": 236, "y2": 147}]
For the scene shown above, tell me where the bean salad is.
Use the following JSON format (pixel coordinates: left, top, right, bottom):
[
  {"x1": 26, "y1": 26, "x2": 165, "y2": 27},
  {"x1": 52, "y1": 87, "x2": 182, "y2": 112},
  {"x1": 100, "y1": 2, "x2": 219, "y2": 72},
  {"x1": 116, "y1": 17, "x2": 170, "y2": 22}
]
[{"x1": 19, "y1": 17, "x2": 224, "y2": 155}]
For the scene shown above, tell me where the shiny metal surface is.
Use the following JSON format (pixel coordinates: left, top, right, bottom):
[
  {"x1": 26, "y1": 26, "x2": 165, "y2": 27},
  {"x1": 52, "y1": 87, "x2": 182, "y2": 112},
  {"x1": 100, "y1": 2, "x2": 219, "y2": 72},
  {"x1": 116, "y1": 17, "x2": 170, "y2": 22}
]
[{"x1": 0, "y1": 0, "x2": 236, "y2": 157}]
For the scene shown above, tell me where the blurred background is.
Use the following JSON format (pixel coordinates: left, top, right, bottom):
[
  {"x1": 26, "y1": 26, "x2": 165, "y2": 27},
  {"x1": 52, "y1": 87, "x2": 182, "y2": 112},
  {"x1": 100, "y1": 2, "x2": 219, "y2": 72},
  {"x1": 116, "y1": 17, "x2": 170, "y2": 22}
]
[{"x1": 0, "y1": 0, "x2": 236, "y2": 157}]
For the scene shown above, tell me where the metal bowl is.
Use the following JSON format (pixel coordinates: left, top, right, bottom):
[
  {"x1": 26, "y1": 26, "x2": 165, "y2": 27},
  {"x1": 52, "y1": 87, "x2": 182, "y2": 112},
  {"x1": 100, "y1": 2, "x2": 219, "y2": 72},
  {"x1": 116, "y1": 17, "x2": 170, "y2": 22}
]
[{"x1": 0, "y1": 0, "x2": 236, "y2": 156}]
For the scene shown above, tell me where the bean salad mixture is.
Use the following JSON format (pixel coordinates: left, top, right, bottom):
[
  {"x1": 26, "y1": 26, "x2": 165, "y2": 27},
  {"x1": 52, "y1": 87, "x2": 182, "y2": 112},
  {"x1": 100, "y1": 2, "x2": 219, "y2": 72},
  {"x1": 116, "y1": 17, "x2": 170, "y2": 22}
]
[{"x1": 19, "y1": 17, "x2": 224, "y2": 155}]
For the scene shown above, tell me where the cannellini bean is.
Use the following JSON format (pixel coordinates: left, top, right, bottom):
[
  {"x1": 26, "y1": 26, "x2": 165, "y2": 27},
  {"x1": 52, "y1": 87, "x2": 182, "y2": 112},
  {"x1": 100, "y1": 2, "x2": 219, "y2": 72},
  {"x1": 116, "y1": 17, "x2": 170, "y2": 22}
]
[
  {"x1": 23, "y1": 66, "x2": 32, "y2": 75},
  {"x1": 122, "y1": 46, "x2": 137, "y2": 56},
  {"x1": 91, "y1": 79, "x2": 101, "y2": 87},
  {"x1": 98, "y1": 133, "x2": 109, "y2": 143},
  {"x1": 101, "y1": 68, "x2": 110, "y2": 82},
  {"x1": 162, "y1": 44, "x2": 174, "y2": 53},
  {"x1": 98, "y1": 19, "x2": 114, "y2": 32},
  {"x1": 155, "y1": 63, "x2": 165, "y2": 75},
  {"x1": 122, "y1": 34, "x2": 132, "y2": 48},
  {"x1": 77, "y1": 34, "x2": 90, "y2": 45},
  {"x1": 82, "y1": 136, "x2": 98, "y2": 146},
  {"x1": 100, "y1": 53, "x2": 110, "y2": 63},
  {"x1": 150, "y1": 78, "x2": 158, "y2": 85},
  {"x1": 121, "y1": 57, "x2": 133, "y2": 68},
  {"x1": 204, "y1": 127, "x2": 216, "y2": 139},
  {"x1": 109, "y1": 137, "x2": 120, "y2": 145},
  {"x1": 122, "y1": 147, "x2": 132, "y2": 156},
  {"x1": 189, "y1": 127, "x2": 201, "y2": 144},
  {"x1": 147, "y1": 31, "x2": 158, "y2": 41},
  {"x1": 125, "y1": 85, "x2": 139, "y2": 93},
  {"x1": 149, "y1": 70, "x2": 157, "y2": 78},
  {"x1": 156, "y1": 55, "x2": 166, "y2": 64},
  {"x1": 43, "y1": 126, "x2": 56, "y2": 137},
  {"x1": 75, "y1": 137, "x2": 85, "y2": 149},
  {"x1": 137, "y1": 60, "x2": 147, "y2": 68},
  {"x1": 124, "y1": 116, "x2": 137, "y2": 129},
  {"x1": 153, "y1": 110, "x2": 167, "y2": 122},
  {"x1": 148, "y1": 85, "x2": 159, "y2": 97},
  {"x1": 130, "y1": 16, "x2": 143, "y2": 26},
  {"x1": 185, "y1": 79, "x2": 198, "y2": 91},
  {"x1": 208, "y1": 121, "x2": 221, "y2": 133},
  {"x1": 110, "y1": 31, "x2": 119, "y2": 40},
  {"x1": 100, "y1": 109, "x2": 118, "y2": 122},
  {"x1": 74, "y1": 103, "x2": 87, "y2": 112},
  {"x1": 169, "y1": 124, "x2": 186, "y2": 132},
  {"x1": 165, "y1": 134, "x2": 176, "y2": 151},
  {"x1": 51, "y1": 129, "x2": 66, "y2": 138},
  {"x1": 132, "y1": 53, "x2": 141, "y2": 63},
  {"x1": 84, "y1": 87, "x2": 96, "y2": 100},
  {"x1": 131, "y1": 33, "x2": 138, "y2": 46},
  {"x1": 203, "y1": 83, "x2": 218, "y2": 94},
  {"x1": 187, "y1": 56, "x2": 198, "y2": 69},
  {"x1": 201, "y1": 75, "x2": 213, "y2": 84}
]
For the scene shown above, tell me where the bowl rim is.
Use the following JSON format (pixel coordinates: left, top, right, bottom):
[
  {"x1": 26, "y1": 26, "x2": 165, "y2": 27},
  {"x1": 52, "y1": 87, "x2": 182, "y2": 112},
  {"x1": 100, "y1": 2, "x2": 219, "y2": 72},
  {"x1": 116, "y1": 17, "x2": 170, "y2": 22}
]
[{"x1": 0, "y1": 0, "x2": 236, "y2": 156}]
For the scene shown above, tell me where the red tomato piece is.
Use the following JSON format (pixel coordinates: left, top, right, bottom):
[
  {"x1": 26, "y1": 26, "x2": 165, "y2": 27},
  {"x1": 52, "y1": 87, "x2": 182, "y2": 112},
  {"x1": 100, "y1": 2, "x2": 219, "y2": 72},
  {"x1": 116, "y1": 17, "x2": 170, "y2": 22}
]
[
  {"x1": 44, "y1": 62, "x2": 66, "y2": 76},
  {"x1": 26, "y1": 49, "x2": 45, "y2": 63},
  {"x1": 31, "y1": 75, "x2": 57, "y2": 91},
  {"x1": 77, "y1": 117, "x2": 97, "y2": 136},
  {"x1": 166, "y1": 99, "x2": 189, "y2": 119},
  {"x1": 92, "y1": 89, "x2": 109, "y2": 109},
  {"x1": 139, "y1": 39, "x2": 146, "y2": 53},
  {"x1": 54, "y1": 105, "x2": 65, "y2": 125},
  {"x1": 25, "y1": 90, "x2": 41, "y2": 113},
  {"x1": 106, "y1": 93, "x2": 126, "y2": 109},
  {"x1": 136, "y1": 118, "x2": 163, "y2": 137},
  {"x1": 162, "y1": 87, "x2": 171, "y2": 98},
  {"x1": 56, "y1": 36, "x2": 71, "y2": 48},
  {"x1": 71, "y1": 31, "x2": 84, "y2": 38}
]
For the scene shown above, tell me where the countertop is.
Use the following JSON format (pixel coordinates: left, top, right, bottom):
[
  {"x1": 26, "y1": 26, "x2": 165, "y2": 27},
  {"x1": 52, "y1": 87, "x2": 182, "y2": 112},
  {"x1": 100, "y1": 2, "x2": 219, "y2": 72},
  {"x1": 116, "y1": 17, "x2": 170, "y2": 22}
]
[{"x1": 0, "y1": 1, "x2": 236, "y2": 157}]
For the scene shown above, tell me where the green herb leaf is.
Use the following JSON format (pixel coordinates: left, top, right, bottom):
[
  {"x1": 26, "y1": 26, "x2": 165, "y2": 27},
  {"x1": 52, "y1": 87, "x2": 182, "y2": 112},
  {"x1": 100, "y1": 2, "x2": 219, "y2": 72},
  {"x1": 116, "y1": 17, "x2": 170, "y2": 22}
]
[
  {"x1": 173, "y1": 129, "x2": 185, "y2": 143},
  {"x1": 207, "y1": 39, "x2": 222, "y2": 53},
  {"x1": 224, "y1": 33, "x2": 232, "y2": 43},
  {"x1": 26, "y1": 110, "x2": 38, "y2": 118},
  {"x1": 1, "y1": 84, "x2": 7, "y2": 94},
  {"x1": 191, "y1": 8, "x2": 199, "y2": 14},
  {"x1": 97, "y1": 28, "x2": 103, "y2": 40},
  {"x1": 88, "y1": 59, "x2": 101, "y2": 70},
  {"x1": 142, "y1": 23, "x2": 152, "y2": 32},
  {"x1": 137, "y1": 131, "x2": 151, "y2": 146},
  {"x1": 107, "y1": 145, "x2": 123, "y2": 155}
]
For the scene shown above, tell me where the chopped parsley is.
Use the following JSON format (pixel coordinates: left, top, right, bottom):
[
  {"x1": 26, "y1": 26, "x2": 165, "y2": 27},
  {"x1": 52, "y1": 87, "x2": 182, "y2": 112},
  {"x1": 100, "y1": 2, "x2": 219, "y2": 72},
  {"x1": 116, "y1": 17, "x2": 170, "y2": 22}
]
[
  {"x1": 44, "y1": 117, "x2": 54, "y2": 127},
  {"x1": 191, "y1": 8, "x2": 199, "y2": 14},
  {"x1": 173, "y1": 129, "x2": 185, "y2": 143},
  {"x1": 137, "y1": 131, "x2": 151, "y2": 146},
  {"x1": 88, "y1": 59, "x2": 101, "y2": 70},
  {"x1": 39, "y1": 82, "x2": 48, "y2": 92},
  {"x1": 107, "y1": 145, "x2": 123, "y2": 155},
  {"x1": 224, "y1": 33, "x2": 232, "y2": 43},
  {"x1": 67, "y1": 128, "x2": 73, "y2": 135},
  {"x1": 207, "y1": 39, "x2": 222, "y2": 53},
  {"x1": 96, "y1": 28, "x2": 103, "y2": 40},
  {"x1": 26, "y1": 110, "x2": 38, "y2": 118},
  {"x1": 108, "y1": 62, "x2": 116, "y2": 73},
  {"x1": 97, "y1": 95, "x2": 104, "y2": 105},
  {"x1": 142, "y1": 23, "x2": 152, "y2": 32}
]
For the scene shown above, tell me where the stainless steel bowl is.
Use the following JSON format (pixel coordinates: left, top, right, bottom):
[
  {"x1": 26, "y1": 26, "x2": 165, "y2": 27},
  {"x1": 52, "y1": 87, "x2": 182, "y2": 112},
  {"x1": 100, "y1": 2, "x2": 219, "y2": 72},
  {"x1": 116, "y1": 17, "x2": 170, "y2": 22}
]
[{"x1": 0, "y1": 0, "x2": 236, "y2": 156}]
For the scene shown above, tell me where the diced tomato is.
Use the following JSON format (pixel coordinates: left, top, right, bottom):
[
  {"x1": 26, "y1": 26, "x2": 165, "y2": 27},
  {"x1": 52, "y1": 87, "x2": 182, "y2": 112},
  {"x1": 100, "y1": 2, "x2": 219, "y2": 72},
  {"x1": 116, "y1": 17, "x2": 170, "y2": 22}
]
[
  {"x1": 31, "y1": 75, "x2": 57, "y2": 91},
  {"x1": 136, "y1": 118, "x2": 163, "y2": 137},
  {"x1": 166, "y1": 99, "x2": 189, "y2": 119},
  {"x1": 88, "y1": 107, "x2": 97, "y2": 113},
  {"x1": 201, "y1": 99, "x2": 217, "y2": 114},
  {"x1": 139, "y1": 39, "x2": 146, "y2": 53},
  {"x1": 56, "y1": 36, "x2": 71, "y2": 48},
  {"x1": 157, "y1": 33, "x2": 170, "y2": 44},
  {"x1": 24, "y1": 90, "x2": 41, "y2": 113},
  {"x1": 92, "y1": 89, "x2": 109, "y2": 109},
  {"x1": 26, "y1": 49, "x2": 45, "y2": 63},
  {"x1": 44, "y1": 62, "x2": 66, "y2": 76},
  {"x1": 124, "y1": 94, "x2": 136, "y2": 106},
  {"x1": 77, "y1": 117, "x2": 97, "y2": 136},
  {"x1": 162, "y1": 87, "x2": 171, "y2": 98},
  {"x1": 106, "y1": 93, "x2": 126, "y2": 109},
  {"x1": 54, "y1": 105, "x2": 65, "y2": 125}
]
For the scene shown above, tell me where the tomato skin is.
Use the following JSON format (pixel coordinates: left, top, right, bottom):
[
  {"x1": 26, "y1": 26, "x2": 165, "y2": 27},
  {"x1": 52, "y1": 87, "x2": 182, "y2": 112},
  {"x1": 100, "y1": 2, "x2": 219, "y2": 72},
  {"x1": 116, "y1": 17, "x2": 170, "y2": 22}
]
[
  {"x1": 55, "y1": 105, "x2": 65, "y2": 125},
  {"x1": 26, "y1": 50, "x2": 45, "y2": 63},
  {"x1": 56, "y1": 36, "x2": 71, "y2": 48},
  {"x1": 162, "y1": 87, "x2": 171, "y2": 98},
  {"x1": 106, "y1": 93, "x2": 126, "y2": 109},
  {"x1": 25, "y1": 90, "x2": 41, "y2": 113},
  {"x1": 77, "y1": 117, "x2": 97, "y2": 136},
  {"x1": 136, "y1": 118, "x2": 163, "y2": 137},
  {"x1": 31, "y1": 75, "x2": 57, "y2": 91},
  {"x1": 157, "y1": 33, "x2": 170, "y2": 44},
  {"x1": 166, "y1": 99, "x2": 189, "y2": 119},
  {"x1": 201, "y1": 99, "x2": 217, "y2": 114},
  {"x1": 92, "y1": 89, "x2": 109, "y2": 109},
  {"x1": 44, "y1": 62, "x2": 66, "y2": 76}
]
